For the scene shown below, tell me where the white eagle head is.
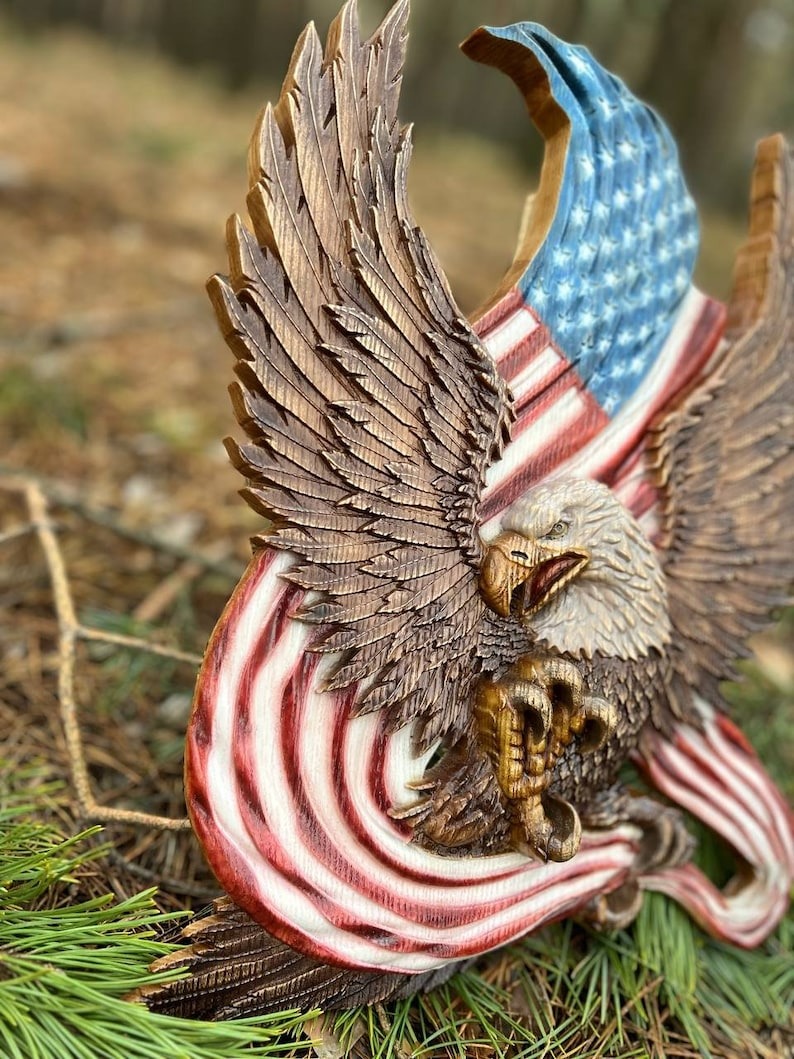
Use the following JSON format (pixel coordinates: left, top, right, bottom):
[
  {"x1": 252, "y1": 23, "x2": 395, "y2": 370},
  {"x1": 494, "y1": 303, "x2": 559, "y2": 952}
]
[{"x1": 480, "y1": 478, "x2": 670, "y2": 660}]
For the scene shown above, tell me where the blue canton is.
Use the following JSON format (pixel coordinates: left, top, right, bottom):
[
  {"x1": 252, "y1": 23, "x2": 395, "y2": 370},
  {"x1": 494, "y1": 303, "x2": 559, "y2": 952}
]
[{"x1": 485, "y1": 23, "x2": 699, "y2": 415}]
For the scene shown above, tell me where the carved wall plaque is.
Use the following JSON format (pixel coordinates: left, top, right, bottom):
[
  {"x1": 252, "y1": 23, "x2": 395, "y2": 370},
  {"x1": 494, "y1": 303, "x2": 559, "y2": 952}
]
[{"x1": 141, "y1": 1, "x2": 793, "y2": 1018}]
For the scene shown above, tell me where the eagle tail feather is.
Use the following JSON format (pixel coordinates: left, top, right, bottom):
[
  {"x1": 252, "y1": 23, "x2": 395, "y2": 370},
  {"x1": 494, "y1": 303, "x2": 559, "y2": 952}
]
[{"x1": 131, "y1": 896, "x2": 465, "y2": 1020}]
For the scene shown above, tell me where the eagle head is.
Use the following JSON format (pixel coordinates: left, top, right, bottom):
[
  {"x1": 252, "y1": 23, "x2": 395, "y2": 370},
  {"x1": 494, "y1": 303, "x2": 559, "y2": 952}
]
[{"x1": 480, "y1": 479, "x2": 670, "y2": 660}]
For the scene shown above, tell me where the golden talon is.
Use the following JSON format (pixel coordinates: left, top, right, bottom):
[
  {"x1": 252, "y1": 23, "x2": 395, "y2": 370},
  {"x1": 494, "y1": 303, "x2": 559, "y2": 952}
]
[
  {"x1": 579, "y1": 695, "x2": 619, "y2": 752},
  {"x1": 502, "y1": 677, "x2": 552, "y2": 743},
  {"x1": 474, "y1": 655, "x2": 617, "y2": 863},
  {"x1": 530, "y1": 657, "x2": 585, "y2": 711},
  {"x1": 510, "y1": 791, "x2": 582, "y2": 862},
  {"x1": 510, "y1": 799, "x2": 553, "y2": 860},
  {"x1": 539, "y1": 792, "x2": 582, "y2": 861}
]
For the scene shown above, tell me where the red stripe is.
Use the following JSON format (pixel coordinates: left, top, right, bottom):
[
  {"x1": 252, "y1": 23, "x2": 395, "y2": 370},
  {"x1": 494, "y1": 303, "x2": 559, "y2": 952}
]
[
  {"x1": 627, "y1": 478, "x2": 660, "y2": 521},
  {"x1": 472, "y1": 288, "x2": 525, "y2": 337},
  {"x1": 496, "y1": 320, "x2": 551, "y2": 382}
]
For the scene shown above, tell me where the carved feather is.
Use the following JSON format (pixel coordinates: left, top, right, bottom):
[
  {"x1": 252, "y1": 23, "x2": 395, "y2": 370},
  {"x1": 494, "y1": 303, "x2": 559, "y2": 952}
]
[
  {"x1": 213, "y1": 0, "x2": 513, "y2": 747},
  {"x1": 135, "y1": 897, "x2": 465, "y2": 1019},
  {"x1": 651, "y1": 135, "x2": 794, "y2": 721}
]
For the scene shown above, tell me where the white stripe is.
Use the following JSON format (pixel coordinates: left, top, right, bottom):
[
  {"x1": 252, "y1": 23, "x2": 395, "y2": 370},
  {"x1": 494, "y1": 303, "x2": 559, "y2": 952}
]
[
  {"x1": 638, "y1": 507, "x2": 660, "y2": 540},
  {"x1": 509, "y1": 344, "x2": 564, "y2": 403},
  {"x1": 483, "y1": 306, "x2": 539, "y2": 361},
  {"x1": 384, "y1": 722, "x2": 437, "y2": 810},
  {"x1": 642, "y1": 866, "x2": 789, "y2": 947}
]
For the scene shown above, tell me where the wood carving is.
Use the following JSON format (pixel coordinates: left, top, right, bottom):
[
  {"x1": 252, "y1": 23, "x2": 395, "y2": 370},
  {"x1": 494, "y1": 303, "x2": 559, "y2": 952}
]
[{"x1": 139, "y1": 1, "x2": 794, "y2": 1018}]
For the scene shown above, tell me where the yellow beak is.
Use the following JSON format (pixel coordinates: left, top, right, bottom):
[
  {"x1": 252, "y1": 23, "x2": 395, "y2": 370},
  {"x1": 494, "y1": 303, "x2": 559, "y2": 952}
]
[{"x1": 480, "y1": 532, "x2": 589, "y2": 619}]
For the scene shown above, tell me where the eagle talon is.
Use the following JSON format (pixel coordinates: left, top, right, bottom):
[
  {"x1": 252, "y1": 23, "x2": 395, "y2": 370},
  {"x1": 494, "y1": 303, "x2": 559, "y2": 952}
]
[
  {"x1": 474, "y1": 654, "x2": 615, "y2": 862},
  {"x1": 577, "y1": 787, "x2": 697, "y2": 928},
  {"x1": 541, "y1": 792, "x2": 582, "y2": 862},
  {"x1": 512, "y1": 791, "x2": 582, "y2": 862},
  {"x1": 582, "y1": 881, "x2": 644, "y2": 932},
  {"x1": 578, "y1": 695, "x2": 619, "y2": 753},
  {"x1": 388, "y1": 797, "x2": 432, "y2": 822},
  {"x1": 502, "y1": 678, "x2": 553, "y2": 743},
  {"x1": 404, "y1": 777, "x2": 438, "y2": 793}
]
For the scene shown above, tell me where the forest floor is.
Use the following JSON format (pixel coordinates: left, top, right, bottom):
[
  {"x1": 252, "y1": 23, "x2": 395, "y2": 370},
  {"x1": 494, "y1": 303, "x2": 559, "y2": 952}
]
[{"x1": 0, "y1": 18, "x2": 791, "y2": 1059}]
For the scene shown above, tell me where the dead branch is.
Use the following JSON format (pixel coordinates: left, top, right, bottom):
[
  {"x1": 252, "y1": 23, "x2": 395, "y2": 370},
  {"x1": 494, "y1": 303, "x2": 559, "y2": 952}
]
[{"x1": 1, "y1": 473, "x2": 192, "y2": 830}]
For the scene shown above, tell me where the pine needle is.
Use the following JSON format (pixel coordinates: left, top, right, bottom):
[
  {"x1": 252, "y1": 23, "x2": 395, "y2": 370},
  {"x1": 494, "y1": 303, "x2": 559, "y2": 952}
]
[
  {"x1": 0, "y1": 777, "x2": 315, "y2": 1058},
  {"x1": 332, "y1": 896, "x2": 792, "y2": 1058}
]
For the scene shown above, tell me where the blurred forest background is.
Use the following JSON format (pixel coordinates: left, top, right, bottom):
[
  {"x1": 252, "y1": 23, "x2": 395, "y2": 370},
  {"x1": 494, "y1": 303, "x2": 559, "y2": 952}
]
[{"x1": 3, "y1": 0, "x2": 794, "y2": 216}]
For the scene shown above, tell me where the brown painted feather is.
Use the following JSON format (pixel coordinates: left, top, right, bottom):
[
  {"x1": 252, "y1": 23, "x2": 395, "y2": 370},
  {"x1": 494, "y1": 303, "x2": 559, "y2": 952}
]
[
  {"x1": 649, "y1": 135, "x2": 794, "y2": 722},
  {"x1": 213, "y1": 0, "x2": 513, "y2": 749},
  {"x1": 134, "y1": 897, "x2": 466, "y2": 1020}
]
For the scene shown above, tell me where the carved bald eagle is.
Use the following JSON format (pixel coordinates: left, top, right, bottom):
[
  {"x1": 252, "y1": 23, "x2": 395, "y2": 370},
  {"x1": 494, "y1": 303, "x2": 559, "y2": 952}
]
[{"x1": 139, "y1": 0, "x2": 793, "y2": 1019}]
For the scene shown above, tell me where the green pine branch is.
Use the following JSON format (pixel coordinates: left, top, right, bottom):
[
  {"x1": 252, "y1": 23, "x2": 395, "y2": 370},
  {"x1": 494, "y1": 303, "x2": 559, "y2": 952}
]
[{"x1": 0, "y1": 777, "x2": 314, "y2": 1059}]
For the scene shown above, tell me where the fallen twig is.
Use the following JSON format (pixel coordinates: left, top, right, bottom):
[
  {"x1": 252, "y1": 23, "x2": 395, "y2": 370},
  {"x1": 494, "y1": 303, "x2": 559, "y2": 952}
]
[{"x1": 1, "y1": 474, "x2": 192, "y2": 831}]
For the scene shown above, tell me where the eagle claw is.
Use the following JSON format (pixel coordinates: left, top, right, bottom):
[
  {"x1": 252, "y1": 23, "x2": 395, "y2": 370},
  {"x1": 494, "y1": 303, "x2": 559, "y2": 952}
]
[
  {"x1": 578, "y1": 787, "x2": 696, "y2": 929},
  {"x1": 475, "y1": 655, "x2": 618, "y2": 862}
]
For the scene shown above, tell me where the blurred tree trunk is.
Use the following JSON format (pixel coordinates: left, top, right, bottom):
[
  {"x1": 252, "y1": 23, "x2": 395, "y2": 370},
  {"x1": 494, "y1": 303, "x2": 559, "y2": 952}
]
[{"x1": 639, "y1": 0, "x2": 763, "y2": 206}]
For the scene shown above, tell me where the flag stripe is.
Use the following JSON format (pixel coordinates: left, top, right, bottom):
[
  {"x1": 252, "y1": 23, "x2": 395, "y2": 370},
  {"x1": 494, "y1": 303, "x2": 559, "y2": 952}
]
[
  {"x1": 188, "y1": 545, "x2": 646, "y2": 970},
  {"x1": 638, "y1": 700, "x2": 794, "y2": 948}
]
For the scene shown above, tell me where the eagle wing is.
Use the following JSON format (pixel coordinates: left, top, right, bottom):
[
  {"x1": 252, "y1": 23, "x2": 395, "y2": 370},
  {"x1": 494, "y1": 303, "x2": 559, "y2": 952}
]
[
  {"x1": 211, "y1": 0, "x2": 512, "y2": 747},
  {"x1": 651, "y1": 135, "x2": 794, "y2": 720}
]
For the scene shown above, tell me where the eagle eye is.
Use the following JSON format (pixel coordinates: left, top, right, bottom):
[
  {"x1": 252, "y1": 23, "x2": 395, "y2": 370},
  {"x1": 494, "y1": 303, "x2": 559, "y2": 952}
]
[{"x1": 545, "y1": 520, "x2": 569, "y2": 540}]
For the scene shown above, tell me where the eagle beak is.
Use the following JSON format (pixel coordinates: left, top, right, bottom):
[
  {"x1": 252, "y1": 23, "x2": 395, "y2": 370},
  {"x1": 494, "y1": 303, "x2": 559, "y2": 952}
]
[{"x1": 480, "y1": 532, "x2": 589, "y2": 619}]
